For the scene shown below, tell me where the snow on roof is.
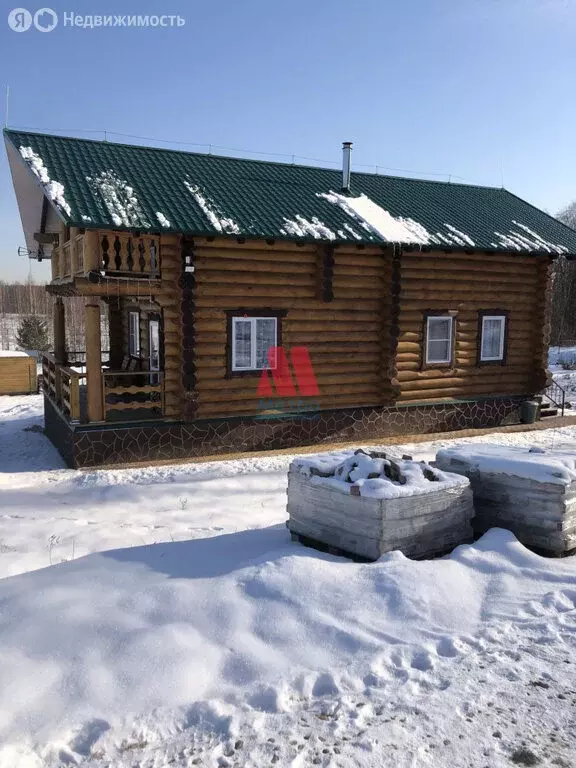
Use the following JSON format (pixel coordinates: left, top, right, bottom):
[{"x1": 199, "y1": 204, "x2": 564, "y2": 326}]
[
  {"x1": 494, "y1": 221, "x2": 569, "y2": 255},
  {"x1": 317, "y1": 191, "x2": 483, "y2": 248},
  {"x1": 281, "y1": 214, "x2": 336, "y2": 240},
  {"x1": 156, "y1": 212, "x2": 171, "y2": 228},
  {"x1": 184, "y1": 181, "x2": 240, "y2": 234},
  {"x1": 444, "y1": 224, "x2": 475, "y2": 247},
  {"x1": 343, "y1": 222, "x2": 363, "y2": 240},
  {"x1": 0, "y1": 350, "x2": 30, "y2": 358},
  {"x1": 87, "y1": 170, "x2": 151, "y2": 229},
  {"x1": 318, "y1": 191, "x2": 433, "y2": 245},
  {"x1": 19, "y1": 146, "x2": 72, "y2": 217},
  {"x1": 435, "y1": 444, "x2": 576, "y2": 486},
  {"x1": 291, "y1": 448, "x2": 469, "y2": 499}
]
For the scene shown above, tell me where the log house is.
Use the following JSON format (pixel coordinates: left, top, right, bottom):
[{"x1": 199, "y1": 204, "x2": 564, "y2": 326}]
[{"x1": 5, "y1": 129, "x2": 576, "y2": 467}]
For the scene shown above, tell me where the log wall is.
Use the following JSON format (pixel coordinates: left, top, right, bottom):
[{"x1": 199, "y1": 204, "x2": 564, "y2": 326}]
[
  {"x1": 191, "y1": 237, "x2": 394, "y2": 418},
  {"x1": 395, "y1": 250, "x2": 548, "y2": 403},
  {"x1": 69, "y1": 232, "x2": 552, "y2": 423}
]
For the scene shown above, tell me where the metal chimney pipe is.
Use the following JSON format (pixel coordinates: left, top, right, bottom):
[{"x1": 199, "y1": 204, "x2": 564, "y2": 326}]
[{"x1": 342, "y1": 141, "x2": 353, "y2": 192}]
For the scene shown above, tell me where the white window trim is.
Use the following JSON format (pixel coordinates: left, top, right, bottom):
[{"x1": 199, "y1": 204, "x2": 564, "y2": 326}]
[
  {"x1": 231, "y1": 316, "x2": 278, "y2": 372},
  {"x1": 425, "y1": 315, "x2": 453, "y2": 365},
  {"x1": 480, "y1": 315, "x2": 506, "y2": 362},
  {"x1": 128, "y1": 311, "x2": 140, "y2": 357}
]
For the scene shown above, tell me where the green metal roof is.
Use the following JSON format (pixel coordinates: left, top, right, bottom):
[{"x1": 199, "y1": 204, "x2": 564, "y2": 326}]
[{"x1": 6, "y1": 128, "x2": 576, "y2": 256}]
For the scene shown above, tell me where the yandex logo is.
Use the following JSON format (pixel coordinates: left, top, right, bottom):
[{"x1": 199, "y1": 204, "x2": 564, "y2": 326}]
[{"x1": 257, "y1": 347, "x2": 320, "y2": 398}]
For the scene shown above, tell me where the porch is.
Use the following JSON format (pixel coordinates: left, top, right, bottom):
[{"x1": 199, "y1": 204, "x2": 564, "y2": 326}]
[
  {"x1": 41, "y1": 353, "x2": 165, "y2": 424},
  {"x1": 43, "y1": 294, "x2": 166, "y2": 425}
]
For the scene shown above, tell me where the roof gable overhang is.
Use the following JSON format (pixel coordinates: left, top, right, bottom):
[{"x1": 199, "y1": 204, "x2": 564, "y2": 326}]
[{"x1": 5, "y1": 135, "x2": 65, "y2": 256}]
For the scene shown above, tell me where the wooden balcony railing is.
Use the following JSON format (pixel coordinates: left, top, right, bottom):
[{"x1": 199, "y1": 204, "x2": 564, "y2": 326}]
[
  {"x1": 103, "y1": 371, "x2": 164, "y2": 419},
  {"x1": 74, "y1": 234, "x2": 85, "y2": 274},
  {"x1": 62, "y1": 241, "x2": 71, "y2": 278},
  {"x1": 52, "y1": 230, "x2": 159, "y2": 282},
  {"x1": 52, "y1": 233, "x2": 85, "y2": 280},
  {"x1": 100, "y1": 233, "x2": 159, "y2": 277}
]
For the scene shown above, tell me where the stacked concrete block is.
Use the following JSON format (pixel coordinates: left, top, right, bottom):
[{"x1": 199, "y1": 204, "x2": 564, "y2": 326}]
[
  {"x1": 435, "y1": 444, "x2": 576, "y2": 555},
  {"x1": 287, "y1": 448, "x2": 474, "y2": 560}
]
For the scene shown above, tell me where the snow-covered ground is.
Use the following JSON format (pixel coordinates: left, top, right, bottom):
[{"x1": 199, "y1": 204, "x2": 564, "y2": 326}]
[{"x1": 2, "y1": 395, "x2": 576, "y2": 767}]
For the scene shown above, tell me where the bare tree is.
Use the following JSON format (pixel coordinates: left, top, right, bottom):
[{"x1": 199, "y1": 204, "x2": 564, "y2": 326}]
[
  {"x1": 558, "y1": 201, "x2": 576, "y2": 230},
  {"x1": 550, "y1": 203, "x2": 576, "y2": 346}
]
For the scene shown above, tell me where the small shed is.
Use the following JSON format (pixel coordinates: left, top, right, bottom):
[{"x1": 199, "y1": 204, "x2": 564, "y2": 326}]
[{"x1": 0, "y1": 351, "x2": 37, "y2": 395}]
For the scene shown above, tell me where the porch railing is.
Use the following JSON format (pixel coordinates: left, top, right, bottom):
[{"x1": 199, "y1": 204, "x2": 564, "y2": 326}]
[
  {"x1": 66, "y1": 349, "x2": 111, "y2": 369},
  {"x1": 60, "y1": 367, "x2": 84, "y2": 421},
  {"x1": 42, "y1": 353, "x2": 57, "y2": 401},
  {"x1": 542, "y1": 379, "x2": 566, "y2": 417},
  {"x1": 102, "y1": 371, "x2": 164, "y2": 419},
  {"x1": 41, "y1": 353, "x2": 84, "y2": 422},
  {"x1": 42, "y1": 353, "x2": 164, "y2": 423}
]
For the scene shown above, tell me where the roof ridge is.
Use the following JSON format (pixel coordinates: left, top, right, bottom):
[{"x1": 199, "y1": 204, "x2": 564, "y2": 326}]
[{"x1": 3, "y1": 127, "x2": 502, "y2": 192}]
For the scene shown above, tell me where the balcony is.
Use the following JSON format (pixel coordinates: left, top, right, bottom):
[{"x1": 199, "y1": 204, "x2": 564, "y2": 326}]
[
  {"x1": 51, "y1": 229, "x2": 160, "y2": 284},
  {"x1": 42, "y1": 353, "x2": 165, "y2": 424}
]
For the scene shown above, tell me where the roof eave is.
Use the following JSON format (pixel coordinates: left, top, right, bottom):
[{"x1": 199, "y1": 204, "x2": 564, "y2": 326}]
[{"x1": 71, "y1": 222, "x2": 576, "y2": 258}]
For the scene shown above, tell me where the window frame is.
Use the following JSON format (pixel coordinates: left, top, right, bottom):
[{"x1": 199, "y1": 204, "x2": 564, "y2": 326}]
[
  {"x1": 422, "y1": 311, "x2": 457, "y2": 369},
  {"x1": 128, "y1": 310, "x2": 141, "y2": 357},
  {"x1": 478, "y1": 310, "x2": 508, "y2": 365},
  {"x1": 231, "y1": 316, "x2": 277, "y2": 372},
  {"x1": 226, "y1": 309, "x2": 287, "y2": 378}
]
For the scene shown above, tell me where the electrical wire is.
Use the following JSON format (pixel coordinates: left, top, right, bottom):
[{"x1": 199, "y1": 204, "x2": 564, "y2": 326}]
[{"x1": 8, "y1": 123, "x2": 487, "y2": 185}]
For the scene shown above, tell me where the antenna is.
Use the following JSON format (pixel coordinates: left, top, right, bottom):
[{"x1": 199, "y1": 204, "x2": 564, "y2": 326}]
[
  {"x1": 499, "y1": 156, "x2": 505, "y2": 188},
  {"x1": 4, "y1": 85, "x2": 9, "y2": 128}
]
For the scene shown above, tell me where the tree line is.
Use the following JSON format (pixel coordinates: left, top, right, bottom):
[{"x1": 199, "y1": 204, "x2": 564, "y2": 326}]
[
  {"x1": 0, "y1": 280, "x2": 91, "y2": 353},
  {"x1": 551, "y1": 202, "x2": 576, "y2": 347}
]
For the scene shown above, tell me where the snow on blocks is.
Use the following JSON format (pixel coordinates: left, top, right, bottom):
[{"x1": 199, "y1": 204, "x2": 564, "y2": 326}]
[
  {"x1": 434, "y1": 444, "x2": 576, "y2": 555},
  {"x1": 286, "y1": 448, "x2": 474, "y2": 560}
]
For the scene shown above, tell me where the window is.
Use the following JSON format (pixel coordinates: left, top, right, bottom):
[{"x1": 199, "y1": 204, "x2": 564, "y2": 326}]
[
  {"x1": 232, "y1": 316, "x2": 277, "y2": 372},
  {"x1": 425, "y1": 315, "x2": 453, "y2": 365},
  {"x1": 480, "y1": 315, "x2": 506, "y2": 362},
  {"x1": 128, "y1": 311, "x2": 140, "y2": 357}
]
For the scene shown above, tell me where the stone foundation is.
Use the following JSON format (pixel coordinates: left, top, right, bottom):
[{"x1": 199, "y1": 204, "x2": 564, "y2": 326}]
[
  {"x1": 44, "y1": 395, "x2": 524, "y2": 469},
  {"x1": 44, "y1": 395, "x2": 75, "y2": 466}
]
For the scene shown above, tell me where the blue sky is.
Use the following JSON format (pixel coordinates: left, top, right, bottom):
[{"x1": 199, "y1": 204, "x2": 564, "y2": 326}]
[{"x1": 0, "y1": 0, "x2": 575, "y2": 280}]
